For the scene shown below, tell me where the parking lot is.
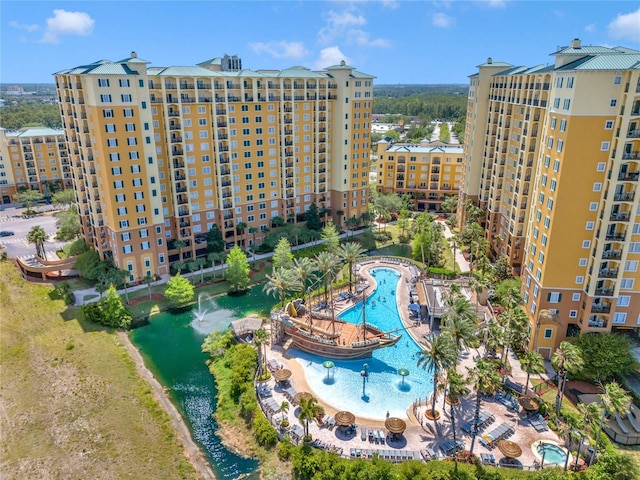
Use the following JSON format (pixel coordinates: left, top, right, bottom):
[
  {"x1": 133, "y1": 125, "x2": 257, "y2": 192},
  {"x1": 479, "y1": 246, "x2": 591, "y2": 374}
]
[{"x1": 0, "y1": 206, "x2": 70, "y2": 259}]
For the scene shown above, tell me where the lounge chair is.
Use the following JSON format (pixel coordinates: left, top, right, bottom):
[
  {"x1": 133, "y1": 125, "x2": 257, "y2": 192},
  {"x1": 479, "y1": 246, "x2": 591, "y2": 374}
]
[
  {"x1": 361, "y1": 427, "x2": 367, "y2": 441},
  {"x1": 615, "y1": 412, "x2": 630, "y2": 434}
]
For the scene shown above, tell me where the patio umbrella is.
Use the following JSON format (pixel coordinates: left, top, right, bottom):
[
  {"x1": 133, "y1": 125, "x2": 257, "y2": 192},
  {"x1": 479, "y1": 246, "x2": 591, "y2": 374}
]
[
  {"x1": 323, "y1": 360, "x2": 335, "y2": 379},
  {"x1": 497, "y1": 440, "x2": 522, "y2": 459},
  {"x1": 385, "y1": 417, "x2": 406, "y2": 435},
  {"x1": 397, "y1": 368, "x2": 410, "y2": 385},
  {"x1": 273, "y1": 368, "x2": 292, "y2": 383},
  {"x1": 334, "y1": 410, "x2": 356, "y2": 427},
  {"x1": 518, "y1": 396, "x2": 540, "y2": 412},
  {"x1": 408, "y1": 303, "x2": 421, "y2": 311},
  {"x1": 293, "y1": 391, "x2": 313, "y2": 405}
]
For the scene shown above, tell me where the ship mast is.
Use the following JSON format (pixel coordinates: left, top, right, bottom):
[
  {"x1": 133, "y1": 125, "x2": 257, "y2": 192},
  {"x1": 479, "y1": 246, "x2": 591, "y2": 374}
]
[{"x1": 362, "y1": 291, "x2": 367, "y2": 341}]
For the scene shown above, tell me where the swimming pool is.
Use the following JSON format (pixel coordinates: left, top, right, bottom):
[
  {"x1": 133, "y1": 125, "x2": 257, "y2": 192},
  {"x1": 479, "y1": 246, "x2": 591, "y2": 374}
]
[
  {"x1": 532, "y1": 440, "x2": 570, "y2": 466},
  {"x1": 292, "y1": 267, "x2": 434, "y2": 420}
]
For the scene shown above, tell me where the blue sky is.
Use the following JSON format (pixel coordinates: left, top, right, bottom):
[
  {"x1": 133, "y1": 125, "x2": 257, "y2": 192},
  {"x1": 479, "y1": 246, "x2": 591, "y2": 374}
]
[{"x1": 2, "y1": 1, "x2": 639, "y2": 85}]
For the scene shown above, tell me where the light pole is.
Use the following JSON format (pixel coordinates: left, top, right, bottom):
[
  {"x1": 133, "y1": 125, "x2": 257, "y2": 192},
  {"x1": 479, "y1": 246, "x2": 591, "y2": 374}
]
[{"x1": 361, "y1": 363, "x2": 369, "y2": 400}]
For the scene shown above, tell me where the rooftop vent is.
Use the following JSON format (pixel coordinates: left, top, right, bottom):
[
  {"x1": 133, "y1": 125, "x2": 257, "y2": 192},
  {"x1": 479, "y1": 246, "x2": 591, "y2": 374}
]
[
  {"x1": 571, "y1": 38, "x2": 581, "y2": 49},
  {"x1": 487, "y1": 57, "x2": 493, "y2": 64},
  {"x1": 131, "y1": 51, "x2": 137, "y2": 58}
]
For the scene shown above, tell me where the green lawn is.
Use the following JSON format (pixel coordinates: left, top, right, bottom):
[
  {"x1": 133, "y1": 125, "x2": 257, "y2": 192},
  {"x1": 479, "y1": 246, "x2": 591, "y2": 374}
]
[{"x1": 0, "y1": 261, "x2": 196, "y2": 479}]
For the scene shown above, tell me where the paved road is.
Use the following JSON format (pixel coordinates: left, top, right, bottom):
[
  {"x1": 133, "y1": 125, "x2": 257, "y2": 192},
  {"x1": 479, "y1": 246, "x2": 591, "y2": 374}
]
[{"x1": 0, "y1": 206, "x2": 69, "y2": 259}]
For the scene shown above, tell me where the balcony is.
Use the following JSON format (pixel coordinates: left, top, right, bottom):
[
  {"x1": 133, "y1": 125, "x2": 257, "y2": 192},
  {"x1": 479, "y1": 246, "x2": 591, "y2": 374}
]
[
  {"x1": 587, "y1": 317, "x2": 608, "y2": 328},
  {"x1": 610, "y1": 212, "x2": 630, "y2": 221},
  {"x1": 628, "y1": 130, "x2": 640, "y2": 138},
  {"x1": 614, "y1": 192, "x2": 635, "y2": 201},
  {"x1": 598, "y1": 269, "x2": 618, "y2": 278},
  {"x1": 623, "y1": 151, "x2": 640, "y2": 160},
  {"x1": 602, "y1": 249, "x2": 622, "y2": 260},
  {"x1": 618, "y1": 172, "x2": 639, "y2": 181},
  {"x1": 605, "y1": 232, "x2": 626, "y2": 241},
  {"x1": 594, "y1": 288, "x2": 615, "y2": 297}
]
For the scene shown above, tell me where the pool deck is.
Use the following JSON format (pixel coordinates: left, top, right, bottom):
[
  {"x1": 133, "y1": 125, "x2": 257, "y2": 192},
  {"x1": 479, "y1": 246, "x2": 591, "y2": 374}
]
[{"x1": 262, "y1": 259, "x2": 564, "y2": 468}]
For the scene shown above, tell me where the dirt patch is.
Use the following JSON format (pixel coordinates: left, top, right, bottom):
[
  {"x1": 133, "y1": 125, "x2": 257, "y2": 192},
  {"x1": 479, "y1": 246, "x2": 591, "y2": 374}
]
[
  {"x1": 117, "y1": 332, "x2": 216, "y2": 480},
  {"x1": 126, "y1": 294, "x2": 164, "y2": 307}
]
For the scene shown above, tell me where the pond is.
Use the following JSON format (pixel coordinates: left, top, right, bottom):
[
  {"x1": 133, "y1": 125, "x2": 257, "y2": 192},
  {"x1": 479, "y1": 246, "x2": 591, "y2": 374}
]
[{"x1": 130, "y1": 284, "x2": 276, "y2": 479}]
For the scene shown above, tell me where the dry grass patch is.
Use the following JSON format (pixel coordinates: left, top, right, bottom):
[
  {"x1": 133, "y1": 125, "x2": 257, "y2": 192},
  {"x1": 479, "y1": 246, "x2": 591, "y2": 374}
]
[{"x1": 0, "y1": 262, "x2": 197, "y2": 480}]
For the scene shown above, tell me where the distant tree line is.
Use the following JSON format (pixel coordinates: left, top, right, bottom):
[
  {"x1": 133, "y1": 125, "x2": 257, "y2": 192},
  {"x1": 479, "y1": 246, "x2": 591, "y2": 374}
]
[
  {"x1": 373, "y1": 93, "x2": 468, "y2": 120},
  {"x1": 0, "y1": 104, "x2": 62, "y2": 130},
  {"x1": 374, "y1": 84, "x2": 468, "y2": 97}
]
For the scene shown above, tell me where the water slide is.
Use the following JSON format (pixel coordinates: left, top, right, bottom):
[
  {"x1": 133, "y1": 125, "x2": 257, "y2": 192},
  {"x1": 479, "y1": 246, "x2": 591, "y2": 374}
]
[
  {"x1": 615, "y1": 412, "x2": 630, "y2": 434},
  {"x1": 627, "y1": 405, "x2": 640, "y2": 433}
]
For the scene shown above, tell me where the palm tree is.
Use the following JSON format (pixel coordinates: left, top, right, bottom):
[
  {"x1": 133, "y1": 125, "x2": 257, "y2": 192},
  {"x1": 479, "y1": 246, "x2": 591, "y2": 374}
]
[
  {"x1": 208, "y1": 251, "x2": 227, "y2": 279},
  {"x1": 313, "y1": 251, "x2": 340, "y2": 303},
  {"x1": 196, "y1": 257, "x2": 206, "y2": 284},
  {"x1": 441, "y1": 295, "x2": 477, "y2": 354},
  {"x1": 263, "y1": 268, "x2": 297, "y2": 308},
  {"x1": 520, "y1": 350, "x2": 546, "y2": 395},
  {"x1": 26, "y1": 225, "x2": 48, "y2": 258},
  {"x1": 466, "y1": 359, "x2": 502, "y2": 454},
  {"x1": 446, "y1": 369, "x2": 469, "y2": 461},
  {"x1": 573, "y1": 402, "x2": 602, "y2": 471},
  {"x1": 143, "y1": 273, "x2": 154, "y2": 300},
  {"x1": 499, "y1": 307, "x2": 529, "y2": 366},
  {"x1": 278, "y1": 400, "x2": 290, "y2": 427},
  {"x1": 415, "y1": 333, "x2": 457, "y2": 418},
  {"x1": 440, "y1": 195, "x2": 458, "y2": 217},
  {"x1": 254, "y1": 328, "x2": 269, "y2": 373},
  {"x1": 174, "y1": 239, "x2": 187, "y2": 262},
  {"x1": 298, "y1": 396, "x2": 323, "y2": 438},
  {"x1": 292, "y1": 257, "x2": 315, "y2": 302},
  {"x1": 552, "y1": 341, "x2": 584, "y2": 417},
  {"x1": 236, "y1": 222, "x2": 247, "y2": 246},
  {"x1": 592, "y1": 381, "x2": 632, "y2": 466},
  {"x1": 339, "y1": 242, "x2": 366, "y2": 292}
]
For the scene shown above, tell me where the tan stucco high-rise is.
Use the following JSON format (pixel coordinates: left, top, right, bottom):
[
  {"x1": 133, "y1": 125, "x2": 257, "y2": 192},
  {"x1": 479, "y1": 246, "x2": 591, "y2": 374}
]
[
  {"x1": 460, "y1": 39, "x2": 640, "y2": 357},
  {"x1": 0, "y1": 127, "x2": 72, "y2": 203},
  {"x1": 55, "y1": 54, "x2": 373, "y2": 281}
]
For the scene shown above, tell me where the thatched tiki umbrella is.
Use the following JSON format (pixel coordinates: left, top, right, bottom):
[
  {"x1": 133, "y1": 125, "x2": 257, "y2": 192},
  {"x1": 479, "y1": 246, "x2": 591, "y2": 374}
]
[
  {"x1": 273, "y1": 369, "x2": 292, "y2": 384},
  {"x1": 334, "y1": 410, "x2": 356, "y2": 428},
  {"x1": 518, "y1": 395, "x2": 540, "y2": 413},
  {"x1": 385, "y1": 417, "x2": 407, "y2": 438},
  {"x1": 497, "y1": 440, "x2": 522, "y2": 459},
  {"x1": 293, "y1": 391, "x2": 313, "y2": 406}
]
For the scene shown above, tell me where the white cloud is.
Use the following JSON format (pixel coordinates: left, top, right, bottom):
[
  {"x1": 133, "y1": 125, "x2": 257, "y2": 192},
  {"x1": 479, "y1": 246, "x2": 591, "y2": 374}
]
[
  {"x1": 9, "y1": 21, "x2": 39, "y2": 32},
  {"x1": 348, "y1": 29, "x2": 391, "y2": 48},
  {"x1": 585, "y1": 24, "x2": 596, "y2": 33},
  {"x1": 314, "y1": 46, "x2": 352, "y2": 70},
  {"x1": 607, "y1": 7, "x2": 640, "y2": 43},
  {"x1": 486, "y1": 0, "x2": 507, "y2": 7},
  {"x1": 41, "y1": 9, "x2": 95, "y2": 44},
  {"x1": 318, "y1": 9, "x2": 366, "y2": 44},
  {"x1": 249, "y1": 41, "x2": 309, "y2": 60},
  {"x1": 433, "y1": 12, "x2": 454, "y2": 28},
  {"x1": 380, "y1": 0, "x2": 399, "y2": 9}
]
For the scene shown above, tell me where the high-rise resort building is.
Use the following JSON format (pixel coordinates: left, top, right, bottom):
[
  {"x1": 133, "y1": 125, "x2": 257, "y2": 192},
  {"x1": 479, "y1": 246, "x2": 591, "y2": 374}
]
[
  {"x1": 54, "y1": 53, "x2": 373, "y2": 281},
  {"x1": 0, "y1": 127, "x2": 71, "y2": 204},
  {"x1": 375, "y1": 139, "x2": 464, "y2": 211},
  {"x1": 459, "y1": 38, "x2": 640, "y2": 357}
]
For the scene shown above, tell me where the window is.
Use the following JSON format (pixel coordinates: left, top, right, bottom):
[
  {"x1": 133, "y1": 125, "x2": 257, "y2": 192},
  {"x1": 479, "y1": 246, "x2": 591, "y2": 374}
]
[
  {"x1": 582, "y1": 240, "x2": 591, "y2": 248},
  {"x1": 127, "y1": 137, "x2": 137, "y2": 146},
  {"x1": 610, "y1": 99, "x2": 618, "y2": 108},
  {"x1": 567, "y1": 77, "x2": 574, "y2": 88},
  {"x1": 605, "y1": 120, "x2": 614, "y2": 130},
  {"x1": 569, "y1": 310, "x2": 578, "y2": 318},
  {"x1": 585, "y1": 221, "x2": 594, "y2": 230},
  {"x1": 613, "y1": 312, "x2": 627, "y2": 324},
  {"x1": 621, "y1": 278, "x2": 635, "y2": 289},
  {"x1": 119, "y1": 78, "x2": 130, "y2": 87},
  {"x1": 98, "y1": 78, "x2": 110, "y2": 87},
  {"x1": 548, "y1": 292, "x2": 562, "y2": 303},
  {"x1": 125, "y1": 123, "x2": 136, "y2": 132},
  {"x1": 563, "y1": 99, "x2": 571, "y2": 110},
  {"x1": 575, "y1": 276, "x2": 584, "y2": 284},
  {"x1": 614, "y1": 76, "x2": 622, "y2": 85},
  {"x1": 618, "y1": 296, "x2": 631, "y2": 307},
  {"x1": 124, "y1": 108, "x2": 134, "y2": 117},
  {"x1": 601, "y1": 142, "x2": 610, "y2": 151},
  {"x1": 589, "y1": 202, "x2": 598, "y2": 211},
  {"x1": 624, "y1": 260, "x2": 638, "y2": 272},
  {"x1": 105, "y1": 124, "x2": 116, "y2": 133},
  {"x1": 556, "y1": 77, "x2": 563, "y2": 88},
  {"x1": 593, "y1": 182, "x2": 602, "y2": 192},
  {"x1": 543, "y1": 328, "x2": 552, "y2": 339},
  {"x1": 121, "y1": 94, "x2": 132, "y2": 103},
  {"x1": 572, "y1": 293, "x2": 581, "y2": 301},
  {"x1": 100, "y1": 94, "x2": 112, "y2": 103},
  {"x1": 556, "y1": 139, "x2": 563, "y2": 152}
]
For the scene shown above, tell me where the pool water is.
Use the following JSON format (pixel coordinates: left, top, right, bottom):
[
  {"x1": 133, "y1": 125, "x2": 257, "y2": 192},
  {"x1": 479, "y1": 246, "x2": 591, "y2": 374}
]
[
  {"x1": 292, "y1": 267, "x2": 434, "y2": 420},
  {"x1": 536, "y1": 442, "x2": 569, "y2": 465}
]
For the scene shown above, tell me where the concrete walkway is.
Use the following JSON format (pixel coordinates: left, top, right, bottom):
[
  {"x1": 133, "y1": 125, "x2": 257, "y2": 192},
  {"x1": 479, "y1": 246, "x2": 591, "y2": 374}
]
[{"x1": 437, "y1": 220, "x2": 471, "y2": 274}]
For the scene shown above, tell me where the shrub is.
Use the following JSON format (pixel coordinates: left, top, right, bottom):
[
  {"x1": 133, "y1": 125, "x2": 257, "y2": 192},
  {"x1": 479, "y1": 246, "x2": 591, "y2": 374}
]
[
  {"x1": 428, "y1": 266, "x2": 457, "y2": 278},
  {"x1": 164, "y1": 274, "x2": 195, "y2": 310},
  {"x1": 252, "y1": 410, "x2": 278, "y2": 448}
]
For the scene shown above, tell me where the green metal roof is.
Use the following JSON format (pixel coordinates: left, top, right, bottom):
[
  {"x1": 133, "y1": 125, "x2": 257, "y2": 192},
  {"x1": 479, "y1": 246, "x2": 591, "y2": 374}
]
[
  {"x1": 557, "y1": 54, "x2": 640, "y2": 71},
  {"x1": 5, "y1": 127, "x2": 65, "y2": 138}
]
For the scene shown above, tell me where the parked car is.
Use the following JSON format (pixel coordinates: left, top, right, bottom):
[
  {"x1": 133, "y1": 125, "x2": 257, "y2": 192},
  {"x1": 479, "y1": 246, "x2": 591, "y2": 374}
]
[{"x1": 0, "y1": 231, "x2": 15, "y2": 237}]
